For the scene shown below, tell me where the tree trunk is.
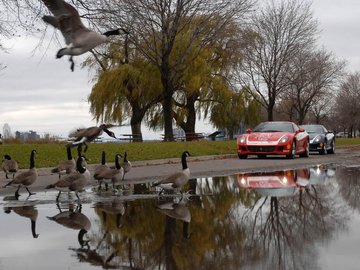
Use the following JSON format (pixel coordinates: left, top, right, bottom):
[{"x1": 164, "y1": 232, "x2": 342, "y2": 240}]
[
  {"x1": 161, "y1": 63, "x2": 174, "y2": 141},
  {"x1": 130, "y1": 104, "x2": 144, "y2": 142},
  {"x1": 130, "y1": 122, "x2": 143, "y2": 142}
]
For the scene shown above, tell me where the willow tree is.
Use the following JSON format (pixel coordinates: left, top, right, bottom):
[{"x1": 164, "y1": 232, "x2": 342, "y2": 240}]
[
  {"x1": 101, "y1": 0, "x2": 254, "y2": 141},
  {"x1": 210, "y1": 89, "x2": 261, "y2": 139},
  {"x1": 88, "y1": 56, "x2": 162, "y2": 142},
  {"x1": 147, "y1": 17, "x2": 252, "y2": 141}
]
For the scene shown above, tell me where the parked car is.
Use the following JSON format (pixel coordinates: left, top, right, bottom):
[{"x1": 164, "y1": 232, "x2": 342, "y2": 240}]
[
  {"x1": 236, "y1": 121, "x2": 309, "y2": 159},
  {"x1": 335, "y1": 131, "x2": 347, "y2": 138},
  {"x1": 300, "y1": 124, "x2": 335, "y2": 154}
]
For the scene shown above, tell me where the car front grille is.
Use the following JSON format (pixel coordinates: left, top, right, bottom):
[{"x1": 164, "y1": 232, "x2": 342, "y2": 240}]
[{"x1": 247, "y1": 146, "x2": 275, "y2": 152}]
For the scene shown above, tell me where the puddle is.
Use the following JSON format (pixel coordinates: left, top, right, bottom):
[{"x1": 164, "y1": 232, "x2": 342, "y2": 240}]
[{"x1": 0, "y1": 164, "x2": 359, "y2": 270}]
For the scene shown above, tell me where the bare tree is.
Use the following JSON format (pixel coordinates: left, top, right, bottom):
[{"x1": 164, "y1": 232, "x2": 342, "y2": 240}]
[
  {"x1": 281, "y1": 49, "x2": 344, "y2": 124},
  {"x1": 334, "y1": 72, "x2": 360, "y2": 137},
  {"x1": 239, "y1": 0, "x2": 318, "y2": 121}
]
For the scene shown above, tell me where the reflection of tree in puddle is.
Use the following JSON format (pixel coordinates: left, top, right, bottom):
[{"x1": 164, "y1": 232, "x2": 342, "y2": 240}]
[
  {"x1": 336, "y1": 166, "x2": 360, "y2": 212},
  {"x1": 74, "y1": 169, "x2": 349, "y2": 270},
  {"x1": 240, "y1": 166, "x2": 348, "y2": 270}
]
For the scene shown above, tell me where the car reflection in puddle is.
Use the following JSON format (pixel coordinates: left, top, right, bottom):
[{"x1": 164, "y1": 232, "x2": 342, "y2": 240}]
[{"x1": 2, "y1": 164, "x2": 360, "y2": 270}]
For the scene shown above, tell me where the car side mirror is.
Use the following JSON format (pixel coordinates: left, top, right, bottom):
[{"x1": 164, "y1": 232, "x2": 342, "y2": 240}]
[
  {"x1": 298, "y1": 128, "x2": 305, "y2": 133},
  {"x1": 246, "y1": 128, "x2": 252, "y2": 134}
]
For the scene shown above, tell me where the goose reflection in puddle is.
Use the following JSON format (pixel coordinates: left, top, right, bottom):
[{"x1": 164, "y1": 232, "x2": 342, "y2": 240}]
[
  {"x1": 156, "y1": 198, "x2": 191, "y2": 239},
  {"x1": 47, "y1": 203, "x2": 91, "y2": 247},
  {"x1": 95, "y1": 199, "x2": 126, "y2": 229},
  {"x1": 3, "y1": 205, "x2": 39, "y2": 238}
]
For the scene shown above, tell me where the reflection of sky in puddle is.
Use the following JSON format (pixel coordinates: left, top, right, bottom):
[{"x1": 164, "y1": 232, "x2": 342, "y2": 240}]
[{"x1": 1, "y1": 164, "x2": 360, "y2": 270}]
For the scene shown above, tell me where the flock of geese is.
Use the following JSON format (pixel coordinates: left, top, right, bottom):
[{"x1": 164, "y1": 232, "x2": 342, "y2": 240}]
[
  {"x1": 1, "y1": 134, "x2": 192, "y2": 202},
  {"x1": 1, "y1": 0, "x2": 193, "y2": 201}
]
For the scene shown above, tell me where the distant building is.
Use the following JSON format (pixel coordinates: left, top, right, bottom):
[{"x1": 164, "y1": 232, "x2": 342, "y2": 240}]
[
  {"x1": 15, "y1": 130, "x2": 41, "y2": 142},
  {"x1": 2, "y1": 123, "x2": 12, "y2": 139}
]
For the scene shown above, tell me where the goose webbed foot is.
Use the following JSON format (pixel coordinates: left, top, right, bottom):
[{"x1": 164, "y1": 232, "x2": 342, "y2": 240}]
[{"x1": 26, "y1": 187, "x2": 35, "y2": 196}]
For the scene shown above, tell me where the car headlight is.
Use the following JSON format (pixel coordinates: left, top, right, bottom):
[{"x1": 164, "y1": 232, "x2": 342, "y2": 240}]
[
  {"x1": 314, "y1": 135, "x2": 321, "y2": 142},
  {"x1": 280, "y1": 135, "x2": 289, "y2": 143},
  {"x1": 238, "y1": 136, "x2": 246, "y2": 143}
]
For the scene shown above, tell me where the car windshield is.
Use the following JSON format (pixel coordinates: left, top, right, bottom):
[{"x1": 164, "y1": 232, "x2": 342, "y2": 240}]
[
  {"x1": 253, "y1": 122, "x2": 294, "y2": 133},
  {"x1": 301, "y1": 125, "x2": 324, "y2": 134}
]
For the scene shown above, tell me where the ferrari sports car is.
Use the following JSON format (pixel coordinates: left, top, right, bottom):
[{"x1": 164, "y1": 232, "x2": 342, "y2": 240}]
[
  {"x1": 236, "y1": 121, "x2": 309, "y2": 159},
  {"x1": 299, "y1": 124, "x2": 335, "y2": 154}
]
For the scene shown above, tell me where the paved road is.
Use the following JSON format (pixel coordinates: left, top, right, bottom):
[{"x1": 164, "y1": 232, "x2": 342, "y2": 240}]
[{"x1": 1, "y1": 145, "x2": 360, "y2": 196}]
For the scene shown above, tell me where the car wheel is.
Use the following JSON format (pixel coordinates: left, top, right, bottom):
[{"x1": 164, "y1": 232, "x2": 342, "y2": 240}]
[
  {"x1": 238, "y1": 154, "x2": 248, "y2": 159},
  {"x1": 300, "y1": 141, "x2": 310, "y2": 158},
  {"x1": 328, "y1": 141, "x2": 335, "y2": 154},
  {"x1": 286, "y1": 141, "x2": 296, "y2": 159},
  {"x1": 320, "y1": 142, "x2": 327, "y2": 155}
]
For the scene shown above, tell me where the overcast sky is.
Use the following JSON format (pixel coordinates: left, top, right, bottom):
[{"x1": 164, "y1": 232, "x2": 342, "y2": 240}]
[{"x1": 1, "y1": 0, "x2": 359, "y2": 139}]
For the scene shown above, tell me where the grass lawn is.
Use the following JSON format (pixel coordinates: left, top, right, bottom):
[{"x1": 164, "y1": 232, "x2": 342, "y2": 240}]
[
  {"x1": 1, "y1": 138, "x2": 359, "y2": 169},
  {"x1": 0, "y1": 140, "x2": 236, "y2": 169}
]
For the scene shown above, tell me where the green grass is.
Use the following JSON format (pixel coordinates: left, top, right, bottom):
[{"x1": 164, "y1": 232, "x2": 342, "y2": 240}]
[
  {"x1": 0, "y1": 140, "x2": 236, "y2": 169},
  {"x1": 1, "y1": 138, "x2": 359, "y2": 169}
]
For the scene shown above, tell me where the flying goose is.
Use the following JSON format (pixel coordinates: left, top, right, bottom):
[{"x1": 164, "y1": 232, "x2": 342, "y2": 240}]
[
  {"x1": 41, "y1": 0, "x2": 128, "y2": 71},
  {"x1": 4, "y1": 205, "x2": 39, "y2": 238},
  {"x1": 2, "y1": 154, "x2": 19, "y2": 179},
  {"x1": 46, "y1": 155, "x2": 90, "y2": 202},
  {"x1": 121, "y1": 151, "x2": 131, "y2": 180},
  {"x1": 3, "y1": 150, "x2": 38, "y2": 198},
  {"x1": 152, "y1": 151, "x2": 191, "y2": 196},
  {"x1": 93, "y1": 151, "x2": 110, "y2": 190},
  {"x1": 51, "y1": 146, "x2": 76, "y2": 179},
  {"x1": 95, "y1": 154, "x2": 124, "y2": 191},
  {"x1": 47, "y1": 204, "x2": 91, "y2": 246},
  {"x1": 67, "y1": 124, "x2": 117, "y2": 152}
]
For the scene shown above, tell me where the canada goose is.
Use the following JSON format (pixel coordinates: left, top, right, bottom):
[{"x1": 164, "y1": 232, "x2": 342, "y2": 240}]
[
  {"x1": 93, "y1": 151, "x2": 109, "y2": 190},
  {"x1": 67, "y1": 124, "x2": 117, "y2": 152},
  {"x1": 4, "y1": 205, "x2": 39, "y2": 238},
  {"x1": 41, "y1": 0, "x2": 128, "y2": 71},
  {"x1": 51, "y1": 146, "x2": 76, "y2": 179},
  {"x1": 47, "y1": 204, "x2": 91, "y2": 246},
  {"x1": 152, "y1": 151, "x2": 191, "y2": 196},
  {"x1": 95, "y1": 154, "x2": 124, "y2": 190},
  {"x1": 3, "y1": 150, "x2": 37, "y2": 198},
  {"x1": 121, "y1": 151, "x2": 131, "y2": 180},
  {"x1": 2, "y1": 154, "x2": 19, "y2": 179},
  {"x1": 46, "y1": 155, "x2": 90, "y2": 202},
  {"x1": 156, "y1": 200, "x2": 191, "y2": 239}
]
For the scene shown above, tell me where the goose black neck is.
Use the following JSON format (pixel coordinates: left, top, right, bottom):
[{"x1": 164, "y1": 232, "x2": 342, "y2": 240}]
[
  {"x1": 76, "y1": 157, "x2": 86, "y2": 174},
  {"x1": 183, "y1": 222, "x2": 191, "y2": 239},
  {"x1": 31, "y1": 219, "x2": 39, "y2": 238},
  {"x1": 181, "y1": 153, "x2": 188, "y2": 170},
  {"x1": 115, "y1": 155, "x2": 121, "y2": 170},
  {"x1": 101, "y1": 151, "x2": 106, "y2": 165},
  {"x1": 30, "y1": 151, "x2": 36, "y2": 169},
  {"x1": 124, "y1": 152, "x2": 128, "y2": 162},
  {"x1": 66, "y1": 147, "x2": 72, "y2": 160},
  {"x1": 78, "y1": 228, "x2": 87, "y2": 246}
]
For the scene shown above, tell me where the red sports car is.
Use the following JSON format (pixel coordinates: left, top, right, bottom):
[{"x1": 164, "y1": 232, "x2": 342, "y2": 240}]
[{"x1": 236, "y1": 121, "x2": 309, "y2": 159}]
